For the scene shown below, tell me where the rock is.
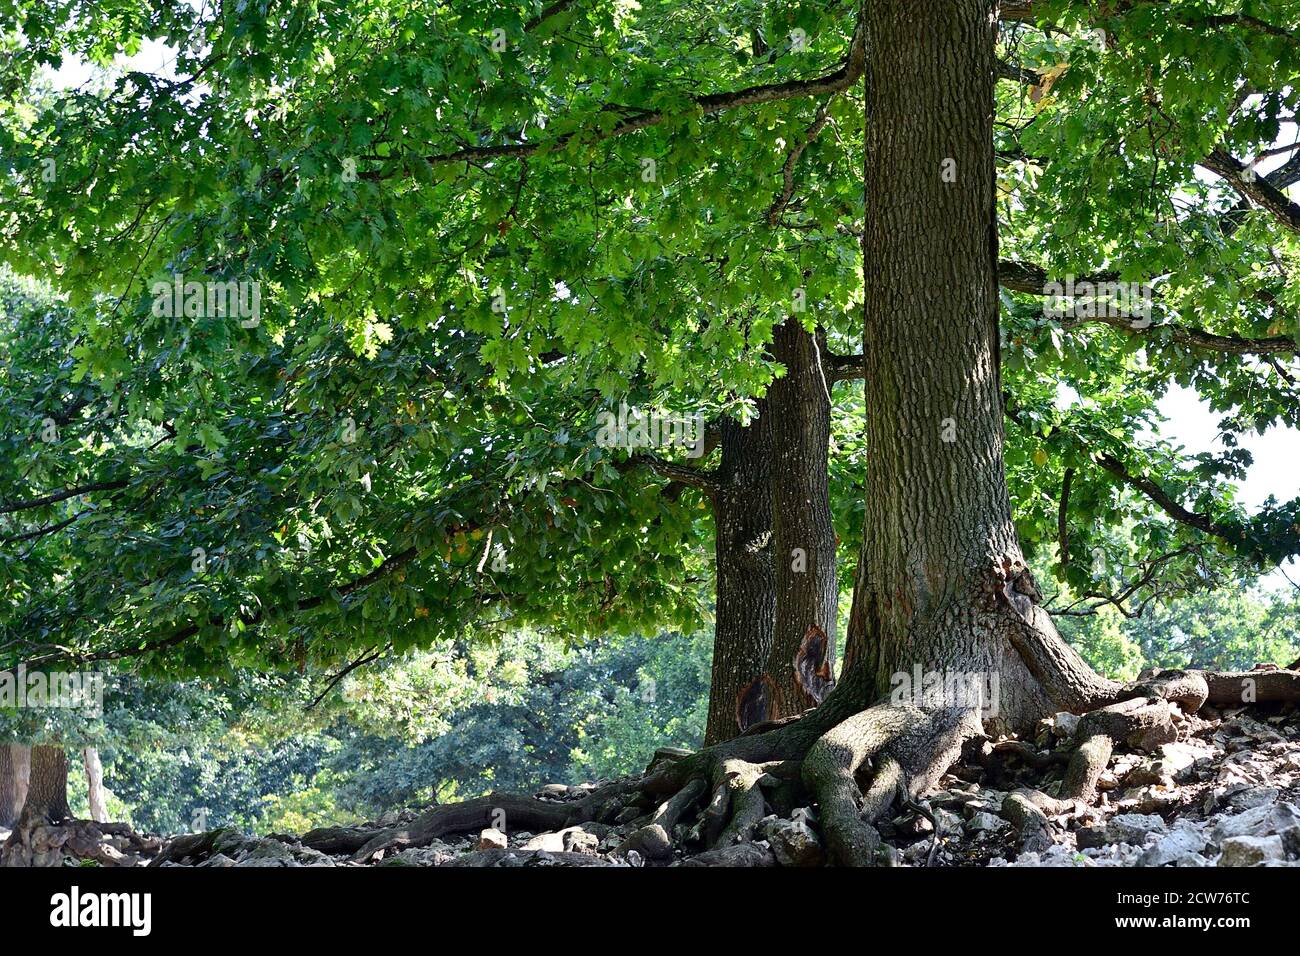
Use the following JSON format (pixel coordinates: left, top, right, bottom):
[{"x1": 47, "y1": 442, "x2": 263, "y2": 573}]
[
  {"x1": 761, "y1": 818, "x2": 825, "y2": 867},
  {"x1": 563, "y1": 830, "x2": 600, "y2": 855},
  {"x1": 1138, "y1": 825, "x2": 1209, "y2": 867},
  {"x1": 1053, "y1": 712, "x2": 1080, "y2": 738},
  {"x1": 1211, "y1": 801, "x2": 1300, "y2": 853},
  {"x1": 934, "y1": 808, "x2": 964, "y2": 836},
  {"x1": 197, "y1": 853, "x2": 237, "y2": 867},
  {"x1": 617, "y1": 824, "x2": 673, "y2": 861},
  {"x1": 965, "y1": 811, "x2": 1008, "y2": 834},
  {"x1": 1218, "y1": 835, "x2": 1286, "y2": 866},
  {"x1": 1077, "y1": 813, "x2": 1167, "y2": 849},
  {"x1": 388, "y1": 843, "x2": 455, "y2": 867},
  {"x1": 1227, "y1": 786, "x2": 1279, "y2": 811},
  {"x1": 1122, "y1": 762, "x2": 1172, "y2": 789},
  {"x1": 1130, "y1": 719, "x2": 1179, "y2": 752},
  {"x1": 1106, "y1": 813, "x2": 1168, "y2": 844},
  {"x1": 520, "y1": 825, "x2": 601, "y2": 854},
  {"x1": 1116, "y1": 786, "x2": 1180, "y2": 815},
  {"x1": 678, "y1": 842, "x2": 778, "y2": 867},
  {"x1": 477, "y1": 828, "x2": 508, "y2": 851},
  {"x1": 1158, "y1": 741, "x2": 1208, "y2": 777}
]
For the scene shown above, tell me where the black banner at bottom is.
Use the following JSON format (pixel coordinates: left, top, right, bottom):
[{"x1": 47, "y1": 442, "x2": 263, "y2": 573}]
[{"x1": 0, "y1": 864, "x2": 1280, "y2": 941}]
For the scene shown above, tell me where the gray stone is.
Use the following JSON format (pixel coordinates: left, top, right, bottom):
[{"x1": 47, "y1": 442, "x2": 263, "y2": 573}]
[
  {"x1": 966, "y1": 811, "x2": 1008, "y2": 834},
  {"x1": 761, "y1": 818, "x2": 825, "y2": 867},
  {"x1": 1052, "y1": 712, "x2": 1080, "y2": 738},
  {"x1": 1212, "y1": 801, "x2": 1300, "y2": 848},
  {"x1": 1227, "y1": 786, "x2": 1279, "y2": 811},
  {"x1": 618, "y1": 823, "x2": 673, "y2": 861},
  {"x1": 1077, "y1": 813, "x2": 1166, "y2": 849},
  {"x1": 1138, "y1": 825, "x2": 1209, "y2": 867},
  {"x1": 1218, "y1": 835, "x2": 1286, "y2": 866}
]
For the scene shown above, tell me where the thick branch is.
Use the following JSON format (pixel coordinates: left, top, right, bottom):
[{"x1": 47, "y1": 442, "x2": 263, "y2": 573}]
[
  {"x1": 1201, "y1": 147, "x2": 1300, "y2": 236},
  {"x1": 0, "y1": 480, "x2": 130, "y2": 515},
  {"x1": 999, "y1": 259, "x2": 1296, "y2": 356},
  {"x1": 363, "y1": 13, "x2": 865, "y2": 179},
  {"x1": 1093, "y1": 451, "x2": 1242, "y2": 544}
]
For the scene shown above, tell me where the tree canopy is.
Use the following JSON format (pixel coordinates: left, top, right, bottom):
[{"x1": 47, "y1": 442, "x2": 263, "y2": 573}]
[{"x1": 2, "y1": 0, "x2": 1299, "y2": 683}]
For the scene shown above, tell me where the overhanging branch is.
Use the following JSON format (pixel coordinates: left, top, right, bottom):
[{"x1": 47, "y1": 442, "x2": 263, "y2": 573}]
[{"x1": 362, "y1": 11, "x2": 865, "y2": 180}]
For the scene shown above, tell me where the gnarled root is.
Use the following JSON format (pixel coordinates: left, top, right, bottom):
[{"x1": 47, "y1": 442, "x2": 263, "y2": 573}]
[
  {"x1": 801, "y1": 703, "x2": 982, "y2": 867},
  {"x1": 1057, "y1": 680, "x2": 1196, "y2": 805},
  {"x1": 305, "y1": 784, "x2": 640, "y2": 862},
  {"x1": 1203, "y1": 668, "x2": 1300, "y2": 707},
  {"x1": 1001, "y1": 790, "x2": 1056, "y2": 854},
  {"x1": 1061, "y1": 734, "x2": 1114, "y2": 803}
]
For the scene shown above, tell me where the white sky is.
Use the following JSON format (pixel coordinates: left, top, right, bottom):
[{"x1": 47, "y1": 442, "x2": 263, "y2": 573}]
[{"x1": 1157, "y1": 387, "x2": 1298, "y2": 589}]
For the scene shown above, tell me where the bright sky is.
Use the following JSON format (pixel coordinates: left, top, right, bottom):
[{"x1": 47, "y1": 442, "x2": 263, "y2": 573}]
[{"x1": 1157, "y1": 387, "x2": 1298, "y2": 589}]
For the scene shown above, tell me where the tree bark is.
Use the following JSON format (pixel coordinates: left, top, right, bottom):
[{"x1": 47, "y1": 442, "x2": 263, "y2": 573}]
[
  {"x1": 704, "y1": 408, "x2": 777, "y2": 744},
  {"x1": 83, "y1": 747, "x2": 108, "y2": 823},
  {"x1": 18, "y1": 745, "x2": 71, "y2": 826},
  {"x1": 764, "y1": 318, "x2": 839, "y2": 718},
  {"x1": 0, "y1": 744, "x2": 31, "y2": 829},
  {"x1": 842, "y1": 0, "x2": 1053, "y2": 734}
]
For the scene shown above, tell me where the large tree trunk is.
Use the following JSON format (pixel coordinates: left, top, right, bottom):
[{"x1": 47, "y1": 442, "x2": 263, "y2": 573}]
[
  {"x1": 764, "y1": 318, "x2": 839, "y2": 719},
  {"x1": 83, "y1": 747, "x2": 108, "y2": 823},
  {"x1": 704, "y1": 409, "x2": 777, "y2": 744},
  {"x1": 846, "y1": 0, "x2": 1054, "y2": 734},
  {"x1": 18, "y1": 745, "x2": 71, "y2": 826},
  {"x1": 0, "y1": 744, "x2": 31, "y2": 829}
]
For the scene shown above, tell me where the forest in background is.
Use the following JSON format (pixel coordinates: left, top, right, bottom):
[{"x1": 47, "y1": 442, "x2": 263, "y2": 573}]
[{"x1": 8, "y1": 578, "x2": 1295, "y2": 838}]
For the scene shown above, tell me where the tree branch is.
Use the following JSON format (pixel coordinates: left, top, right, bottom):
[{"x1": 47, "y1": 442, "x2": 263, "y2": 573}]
[
  {"x1": 999, "y1": 260, "x2": 1297, "y2": 356},
  {"x1": 765, "y1": 103, "x2": 831, "y2": 226},
  {"x1": 0, "y1": 480, "x2": 130, "y2": 515},
  {"x1": 362, "y1": 11, "x2": 865, "y2": 179},
  {"x1": 1200, "y1": 147, "x2": 1300, "y2": 236}
]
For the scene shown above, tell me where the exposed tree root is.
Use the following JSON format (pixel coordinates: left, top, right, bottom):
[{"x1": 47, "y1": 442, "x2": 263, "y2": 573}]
[
  {"x1": 1204, "y1": 667, "x2": 1300, "y2": 707},
  {"x1": 302, "y1": 784, "x2": 640, "y2": 862},
  {"x1": 1001, "y1": 790, "x2": 1054, "y2": 854},
  {"x1": 1061, "y1": 734, "x2": 1114, "y2": 803},
  {"x1": 801, "y1": 704, "x2": 982, "y2": 866}
]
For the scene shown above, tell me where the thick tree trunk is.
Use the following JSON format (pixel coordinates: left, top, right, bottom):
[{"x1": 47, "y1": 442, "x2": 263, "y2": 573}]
[
  {"x1": 840, "y1": 0, "x2": 1053, "y2": 733},
  {"x1": 83, "y1": 747, "x2": 108, "y2": 823},
  {"x1": 0, "y1": 744, "x2": 31, "y2": 829},
  {"x1": 18, "y1": 745, "x2": 71, "y2": 826},
  {"x1": 764, "y1": 318, "x2": 839, "y2": 718},
  {"x1": 704, "y1": 409, "x2": 777, "y2": 744}
]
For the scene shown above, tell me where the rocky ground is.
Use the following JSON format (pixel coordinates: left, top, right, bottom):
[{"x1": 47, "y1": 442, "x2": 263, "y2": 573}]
[{"x1": 5, "y1": 700, "x2": 1300, "y2": 868}]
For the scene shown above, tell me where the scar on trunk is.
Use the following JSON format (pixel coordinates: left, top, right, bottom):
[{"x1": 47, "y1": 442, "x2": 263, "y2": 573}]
[
  {"x1": 795, "y1": 624, "x2": 835, "y2": 705},
  {"x1": 988, "y1": 556, "x2": 1042, "y2": 621},
  {"x1": 736, "y1": 674, "x2": 775, "y2": 733}
]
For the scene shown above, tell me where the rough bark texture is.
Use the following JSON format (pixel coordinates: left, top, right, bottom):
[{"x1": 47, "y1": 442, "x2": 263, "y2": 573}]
[
  {"x1": 849, "y1": 0, "x2": 1051, "y2": 734},
  {"x1": 704, "y1": 408, "x2": 777, "y2": 744},
  {"x1": 83, "y1": 747, "x2": 108, "y2": 824},
  {"x1": 0, "y1": 744, "x2": 31, "y2": 829},
  {"x1": 764, "y1": 318, "x2": 840, "y2": 719},
  {"x1": 19, "y1": 745, "x2": 71, "y2": 826}
]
